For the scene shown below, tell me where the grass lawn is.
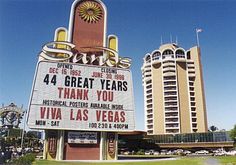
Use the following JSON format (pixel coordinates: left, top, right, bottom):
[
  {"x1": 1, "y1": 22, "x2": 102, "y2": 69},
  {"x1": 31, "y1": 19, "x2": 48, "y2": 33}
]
[
  {"x1": 34, "y1": 157, "x2": 204, "y2": 165},
  {"x1": 216, "y1": 156, "x2": 236, "y2": 164}
]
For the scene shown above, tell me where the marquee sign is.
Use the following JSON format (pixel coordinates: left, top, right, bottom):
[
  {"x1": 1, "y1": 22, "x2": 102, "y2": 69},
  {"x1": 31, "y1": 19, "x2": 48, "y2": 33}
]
[
  {"x1": 27, "y1": 0, "x2": 135, "y2": 136},
  {"x1": 27, "y1": 61, "x2": 135, "y2": 131}
]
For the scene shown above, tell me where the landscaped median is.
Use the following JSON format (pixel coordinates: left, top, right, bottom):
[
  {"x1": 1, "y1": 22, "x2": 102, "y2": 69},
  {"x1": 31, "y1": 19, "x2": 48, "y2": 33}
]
[
  {"x1": 34, "y1": 157, "x2": 204, "y2": 165},
  {"x1": 216, "y1": 156, "x2": 236, "y2": 165},
  {"x1": 33, "y1": 156, "x2": 236, "y2": 165}
]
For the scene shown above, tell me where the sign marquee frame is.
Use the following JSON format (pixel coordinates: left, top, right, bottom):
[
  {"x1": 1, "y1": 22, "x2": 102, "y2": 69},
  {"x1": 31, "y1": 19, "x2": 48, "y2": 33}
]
[{"x1": 27, "y1": 61, "x2": 135, "y2": 132}]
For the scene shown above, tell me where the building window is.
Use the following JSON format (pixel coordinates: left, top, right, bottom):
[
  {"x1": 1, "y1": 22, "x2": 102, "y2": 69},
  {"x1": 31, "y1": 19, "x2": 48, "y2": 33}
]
[
  {"x1": 176, "y1": 50, "x2": 185, "y2": 58},
  {"x1": 146, "y1": 80, "x2": 152, "y2": 84},
  {"x1": 145, "y1": 55, "x2": 151, "y2": 63},
  {"x1": 163, "y1": 49, "x2": 174, "y2": 55},
  {"x1": 152, "y1": 51, "x2": 161, "y2": 60},
  {"x1": 163, "y1": 49, "x2": 174, "y2": 59},
  {"x1": 187, "y1": 51, "x2": 191, "y2": 59}
]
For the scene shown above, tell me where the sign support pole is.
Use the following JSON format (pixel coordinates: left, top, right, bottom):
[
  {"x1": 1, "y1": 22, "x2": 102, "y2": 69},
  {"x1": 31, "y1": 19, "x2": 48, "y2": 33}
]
[
  {"x1": 56, "y1": 130, "x2": 64, "y2": 160},
  {"x1": 43, "y1": 130, "x2": 48, "y2": 159},
  {"x1": 100, "y1": 132, "x2": 106, "y2": 160}
]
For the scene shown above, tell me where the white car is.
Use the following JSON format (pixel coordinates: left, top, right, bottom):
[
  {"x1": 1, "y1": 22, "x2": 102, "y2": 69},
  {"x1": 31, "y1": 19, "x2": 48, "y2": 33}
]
[
  {"x1": 145, "y1": 151, "x2": 151, "y2": 155},
  {"x1": 214, "y1": 151, "x2": 226, "y2": 156},
  {"x1": 123, "y1": 151, "x2": 130, "y2": 155},
  {"x1": 154, "y1": 151, "x2": 159, "y2": 155},
  {"x1": 184, "y1": 150, "x2": 191, "y2": 155},
  {"x1": 226, "y1": 150, "x2": 236, "y2": 156},
  {"x1": 195, "y1": 150, "x2": 209, "y2": 154}
]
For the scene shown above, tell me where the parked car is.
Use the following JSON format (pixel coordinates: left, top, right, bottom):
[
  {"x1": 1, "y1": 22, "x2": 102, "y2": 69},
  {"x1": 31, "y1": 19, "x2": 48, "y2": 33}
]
[
  {"x1": 214, "y1": 151, "x2": 226, "y2": 156},
  {"x1": 145, "y1": 151, "x2": 151, "y2": 155},
  {"x1": 226, "y1": 150, "x2": 236, "y2": 156},
  {"x1": 145, "y1": 150, "x2": 155, "y2": 155},
  {"x1": 154, "y1": 151, "x2": 159, "y2": 155},
  {"x1": 195, "y1": 150, "x2": 209, "y2": 154},
  {"x1": 166, "y1": 150, "x2": 173, "y2": 155},
  {"x1": 160, "y1": 149, "x2": 168, "y2": 155},
  {"x1": 173, "y1": 149, "x2": 183, "y2": 155},
  {"x1": 184, "y1": 150, "x2": 191, "y2": 155},
  {"x1": 213, "y1": 148, "x2": 227, "y2": 156},
  {"x1": 123, "y1": 151, "x2": 130, "y2": 155}
]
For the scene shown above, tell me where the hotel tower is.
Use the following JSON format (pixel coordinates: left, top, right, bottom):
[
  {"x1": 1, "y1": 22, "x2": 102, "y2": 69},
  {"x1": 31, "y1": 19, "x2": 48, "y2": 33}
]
[{"x1": 141, "y1": 43, "x2": 208, "y2": 135}]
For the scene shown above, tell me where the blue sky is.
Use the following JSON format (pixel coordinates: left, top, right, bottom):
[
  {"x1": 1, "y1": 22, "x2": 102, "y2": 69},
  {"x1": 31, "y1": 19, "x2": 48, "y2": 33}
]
[{"x1": 0, "y1": 0, "x2": 236, "y2": 131}]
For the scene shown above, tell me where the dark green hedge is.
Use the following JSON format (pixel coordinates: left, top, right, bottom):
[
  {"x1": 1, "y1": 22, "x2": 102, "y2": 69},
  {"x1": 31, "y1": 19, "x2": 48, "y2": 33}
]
[{"x1": 8, "y1": 153, "x2": 36, "y2": 165}]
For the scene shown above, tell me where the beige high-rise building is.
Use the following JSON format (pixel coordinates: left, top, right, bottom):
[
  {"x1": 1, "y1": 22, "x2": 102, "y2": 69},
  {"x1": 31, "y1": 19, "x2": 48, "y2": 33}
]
[{"x1": 141, "y1": 43, "x2": 208, "y2": 135}]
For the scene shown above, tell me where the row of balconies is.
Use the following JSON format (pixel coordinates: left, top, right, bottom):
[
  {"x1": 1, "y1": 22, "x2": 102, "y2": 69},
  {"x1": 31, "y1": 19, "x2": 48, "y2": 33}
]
[
  {"x1": 162, "y1": 61, "x2": 175, "y2": 67},
  {"x1": 165, "y1": 100, "x2": 177, "y2": 104},
  {"x1": 192, "y1": 112, "x2": 197, "y2": 117},
  {"x1": 190, "y1": 97, "x2": 195, "y2": 102},
  {"x1": 146, "y1": 89, "x2": 152, "y2": 94},
  {"x1": 166, "y1": 130, "x2": 180, "y2": 134},
  {"x1": 165, "y1": 123, "x2": 179, "y2": 128},
  {"x1": 146, "y1": 99, "x2": 153, "y2": 104},
  {"x1": 146, "y1": 94, "x2": 152, "y2": 99},
  {"x1": 163, "y1": 78, "x2": 176, "y2": 82},
  {"x1": 189, "y1": 77, "x2": 197, "y2": 132},
  {"x1": 147, "y1": 119, "x2": 153, "y2": 124},
  {"x1": 164, "y1": 91, "x2": 177, "y2": 96},
  {"x1": 188, "y1": 62, "x2": 195, "y2": 77},
  {"x1": 143, "y1": 57, "x2": 194, "y2": 71},
  {"x1": 189, "y1": 86, "x2": 194, "y2": 91},
  {"x1": 165, "y1": 110, "x2": 178, "y2": 113},
  {"x1": 165, "y1": 118, "x2": 179, "y2": 123},
  {"x1": 164, "y1": 80, "x2": 176, "y2": 86},
  {"x1": 190, "y1": 91, "x2": 195, "y2": 96},
  {"x1": 146, "y1": 104, "x2": 152, "y2": 109},
  {"x1": 189, "y1": 81, "x2": 194, "y2": 87},
  {"x1": 147, "y1": 109, "x2": 153, "y2": 114},
  {"x1": 165, "y1": 111, "x2": 178, "y2": 116},
  {"x1": 163, "y1": 72, "x2": 176, "y2": 77},
  {"x1": 146, "y1": 84, "x2": 152, "y2": 90},
  {"x1": 165, "y1": 106, "x2": 178, "y2": 110},
  {"x1": 165, "y1": 101, "x2": 178, "y2": 106},
  {"x1": 147, "y1": 130, "x2": 153, "y2": 134},
  {"x1": 188, "y1": 72, "x2": 195, "y2": 77},
  {"x1": 165, "y1": 115, "x2": 178, "y2": 119},
  {"x1": 143, "y1": 74, "x2": 151, "y2": 79},
  {"x1": 192, "y1": 123, "x2": 197, "y2": 128},
  {"x1": 187, "y1": 61, "x2": 194, "y2": 67},
  {"x1": 146, "y1": 104, "x2": 152, "y2": 110},
  {"x1": 164, "y1": 88, "x2": 177, "y2": 93},
  {"x1": 147, "y1": 114, "x2": 153, "y2": 118},
  {"x1": 188, "y1": 67, "x2": 195, "y2": 73},
  {"x1": 163, "y1": 65, "x2": 175, "y2": 69},
  {"x1": 191, "y1": 107, "x2": 196, "y2": 111},
  {"x1": 191, "y1": 105, "x2": 197, "y2": 133},
  {"x1": 146, "y1": 80, "x2": 152, "y2": 84},
  {"x1": 163, "y1": 67, "x2": 176, "y2": 72},
  {"x1": 163, "y1": 75, "x2": 176, "y2": 80},
  {"x1": 142, "y1": 76, "x2": 151, "y2": 84},
  {"x1": 165, "y1": 96, "x2": 177, "y2": 101}
]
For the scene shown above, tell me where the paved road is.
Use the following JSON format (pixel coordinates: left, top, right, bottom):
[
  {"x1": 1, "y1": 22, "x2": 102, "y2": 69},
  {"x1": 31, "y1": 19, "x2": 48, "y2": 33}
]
[{"x1": 204, "y1": 158, "x2": 220, "y2": 165}]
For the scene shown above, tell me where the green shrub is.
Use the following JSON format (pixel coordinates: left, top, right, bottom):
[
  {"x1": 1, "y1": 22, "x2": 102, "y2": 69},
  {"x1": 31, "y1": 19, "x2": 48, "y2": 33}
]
[
  {"x1": 9, "y1": 153, "x2": 36, "y2": 165},
  {"x1": 136, "y1": 149, "x2": 145, "y2": 155},
  {"x1": 178, "y1": 152, "x2": 186, "y2": 156}
]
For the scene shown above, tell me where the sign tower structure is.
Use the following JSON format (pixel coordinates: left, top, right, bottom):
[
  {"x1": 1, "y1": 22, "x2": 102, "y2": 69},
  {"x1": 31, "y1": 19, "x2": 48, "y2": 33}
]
[{"x1": 27, "y1": 0, "x2": 135, "y2": 160}]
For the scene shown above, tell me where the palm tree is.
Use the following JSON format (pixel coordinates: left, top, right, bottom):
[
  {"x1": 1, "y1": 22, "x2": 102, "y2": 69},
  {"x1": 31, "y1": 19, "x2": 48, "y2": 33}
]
[{"x1": 209, "y1": 125, "x2": 218, "y2": 132}]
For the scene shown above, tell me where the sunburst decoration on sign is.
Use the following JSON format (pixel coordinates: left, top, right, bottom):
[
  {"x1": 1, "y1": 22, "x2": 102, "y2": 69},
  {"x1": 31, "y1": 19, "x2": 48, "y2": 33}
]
[{"x1": 78, "y1": 1, "x2": 103, "y2": 23}]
